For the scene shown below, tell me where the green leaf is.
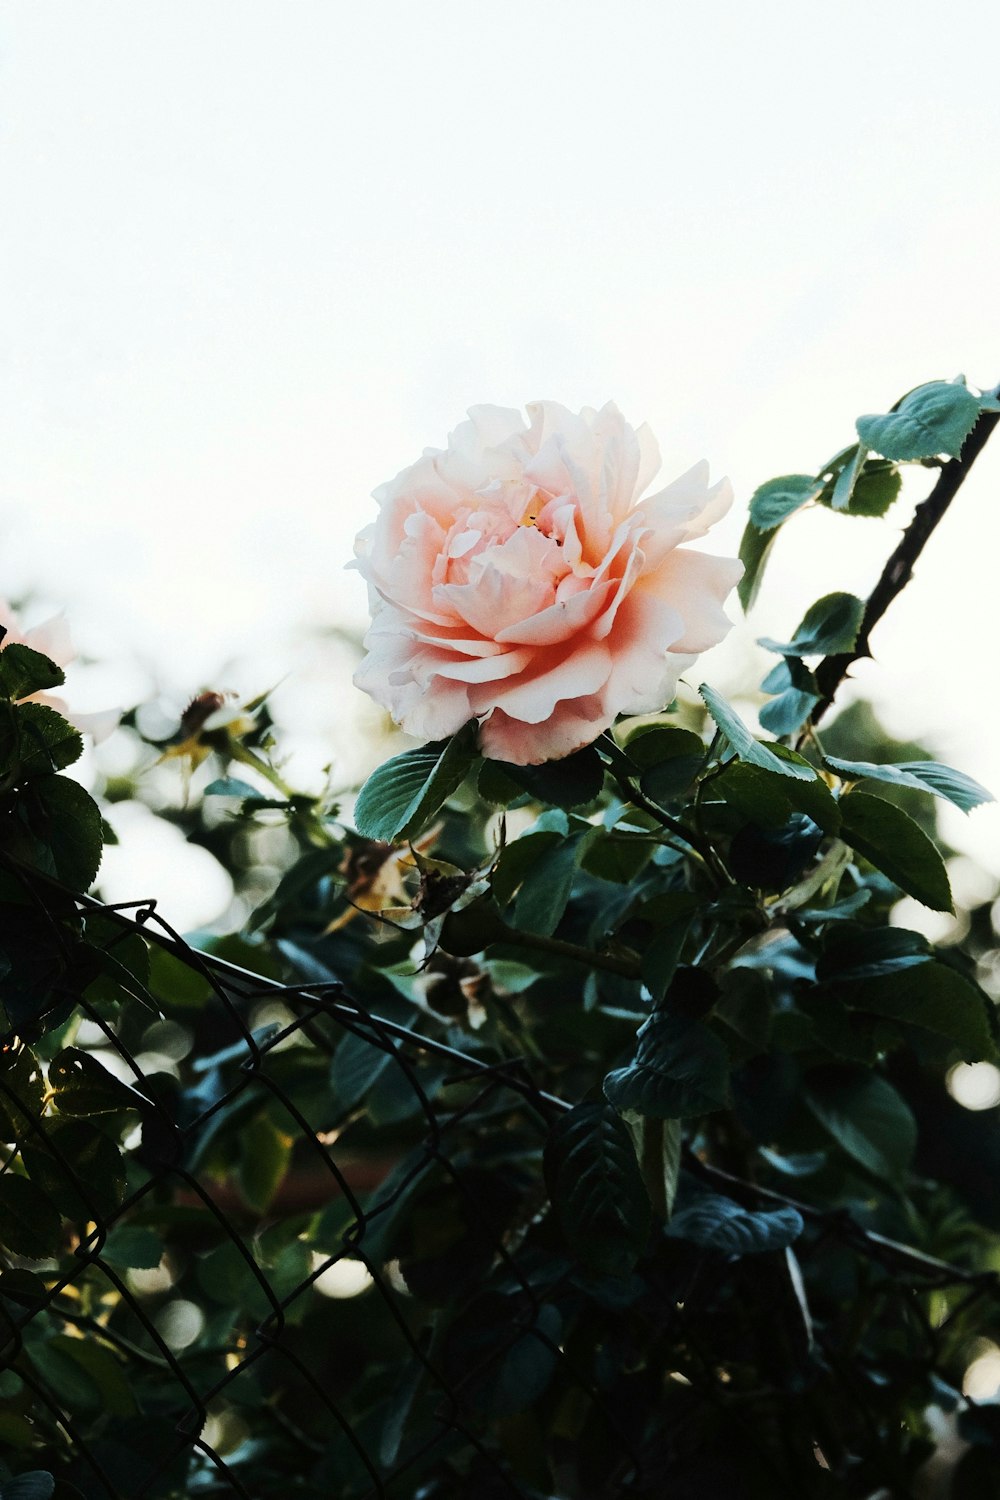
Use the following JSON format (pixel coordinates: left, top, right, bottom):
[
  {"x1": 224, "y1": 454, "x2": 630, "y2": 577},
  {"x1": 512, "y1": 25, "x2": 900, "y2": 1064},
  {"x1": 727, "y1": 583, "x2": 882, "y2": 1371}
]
[
  {"x1": 544, "y1": 1102, "x2": 651, "y2": 1274},
  {"x1": 818, "y1": 457, "x2": 902, "y2": 518},
  {"x1": 330, "y1": 1028, "x2": 395, "y2": 1112},
  {"x1": 0, "y1": 1047, "x2": 46, "y2": 1142},
  {"x1": 512, "y1": 835, "x2": 581, "y2": 936},
  {"x1": 21, "y1": 1119, "x2": 127, "y2": 1222},
  {"x1": 0, "y1": 644, "x2": 65, "y2": 701},
  {"x1": 842, "y1": 961, "x2": 997, "y2": 1064},
  {"x1": 805, "y1": 1069, "x2": 916, "y2": 1183},
  {"x1": 203, "y1": 777, "x2": 262, "y2": 799},
  {"x1": 45, "y1": 1334, "x2": 137, "y2": 1416},
  {"x1": 824, "y1": 756, "x2": 993, "y2": 814},
  {"x1": 20, "y1": 776, "x2": 104, "y2": 891},
  {"x1": 238, "y1": 1113, "x2": 293, "y2": 1212},
  {"x1": 667, "y1": 1193, "x2": 803, "y2": 1256},
  {"x1": 147, "y1": 943, "x2": 214, "y2": 1010},
  {"x1": 758, "y1": 685, "x2": 821, "y2": 738},
  {"x1": 476, "y1": 759, "x2": 528, "y2": 808},
  {"x1": 640, "y1": 913, "x2": 694, "y2": 1004},
  {"x1": 737, "y1": 520, "x2": 778, "y2": 612},
  {"x1": 0, "y1": 1174, "x2": 61, "y2": 1258},
  {"x1": 748, "y1": 475, "x2": 823, "y2": 531},
  {"x1": 698, "y1": 685, "x2": 815, "y2": 781},
  {"x1": 758, "y1": 592, "x2": 865, "y2": 658},
  {"x1": 604, "y1": 1013, "x2": 731, "y2": 1119},
  {"x1": 0, "y1": 703, "x2": 82, "y2": 778},
  {"x1": 827, "y1": 444, "x2": 868, "y2": 512},
  {"x1": 857, "y1": 380, "x2": 982, "y2": 460},
  {"x1": 102, "y1": 1225, "x2": 164, "y2": 1270},
  {"x1": 623, "y1": 725, "x2": 705, "y2": 802},
  {"x1": 493, "y1": 744, "x2": 605, "y2": 809},
  {"x1": 0, "y1": 1473, "x2": 57, "y2": 1500},
  {"x1": 817, "y1": 926, "x2": 932, "y2": 983},
  {"x1": 839, "y1": 790, "x2": 953, "y2": 912},
  {"x1": 49, "y1": 1048, "x2": 142, "y2": 1116},
  {"x1": 353, "y1": 722, "x2": 477, "y2": 843}
]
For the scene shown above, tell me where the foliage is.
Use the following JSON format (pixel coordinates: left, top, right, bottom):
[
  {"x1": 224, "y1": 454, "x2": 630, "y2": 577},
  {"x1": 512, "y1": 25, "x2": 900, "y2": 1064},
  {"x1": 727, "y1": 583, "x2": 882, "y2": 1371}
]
[{"x1": 2, "y1": 376, "x2": 1000, "y2": 1498}]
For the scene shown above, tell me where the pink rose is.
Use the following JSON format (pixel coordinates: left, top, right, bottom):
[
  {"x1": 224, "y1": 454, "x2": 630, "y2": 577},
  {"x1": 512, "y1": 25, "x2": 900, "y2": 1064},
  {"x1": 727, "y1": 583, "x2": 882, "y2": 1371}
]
[
  {"x1": 0, "y1": 599, "x2": 119, "y2": 742},
  {"x1": 352, "y1": 402, "x2": 742, "y2": 766}
]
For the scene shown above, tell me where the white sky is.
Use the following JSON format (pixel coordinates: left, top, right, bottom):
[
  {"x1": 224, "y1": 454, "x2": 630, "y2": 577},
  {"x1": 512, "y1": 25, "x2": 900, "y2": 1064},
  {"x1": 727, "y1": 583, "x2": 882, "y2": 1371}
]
[{"x1": 2, "y1": 1, "x2": 999, "y2": 912}]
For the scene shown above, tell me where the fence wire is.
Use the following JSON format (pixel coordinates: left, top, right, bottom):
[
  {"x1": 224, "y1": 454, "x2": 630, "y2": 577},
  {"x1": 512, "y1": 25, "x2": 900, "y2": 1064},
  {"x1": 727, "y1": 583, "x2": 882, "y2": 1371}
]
[{"x1": 2, "y1": 889, "x2": 999, "y2": 1499}]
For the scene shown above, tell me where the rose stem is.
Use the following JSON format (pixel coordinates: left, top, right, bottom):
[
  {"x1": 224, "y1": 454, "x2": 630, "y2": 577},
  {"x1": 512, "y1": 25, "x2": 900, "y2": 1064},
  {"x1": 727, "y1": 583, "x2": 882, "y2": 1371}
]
[{"x1": 806, "y1": 394, "x2": 1000, "y2": 733}]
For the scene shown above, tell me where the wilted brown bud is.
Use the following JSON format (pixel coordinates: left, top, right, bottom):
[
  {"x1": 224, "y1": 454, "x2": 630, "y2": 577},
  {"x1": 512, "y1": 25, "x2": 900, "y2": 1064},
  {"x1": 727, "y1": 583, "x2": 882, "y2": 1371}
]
[{"x1": 179, "y1": 691, "x2": 229, "y2": 739}]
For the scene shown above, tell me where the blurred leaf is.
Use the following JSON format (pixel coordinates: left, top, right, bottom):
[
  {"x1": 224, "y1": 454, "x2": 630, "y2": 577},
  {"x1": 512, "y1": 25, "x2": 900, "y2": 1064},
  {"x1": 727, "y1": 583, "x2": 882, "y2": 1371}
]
[
  {"x1": 203, "y1": 777, "x2": 262, "y2": 799},
  {"x1": 238, "y1": 1113, "x2": 293, "y2": 1212},
  {"x1": 824, "y1": 755, "x2": 993, "y2": 814},
  {"x1": 0, "y1": 1174, "x2": 61, "y2": 1259},
  {"x1": 839, "y1": 790, "x2": 953, "y2": 912},
  {"x1": 0, "y1": 1473, "x2": 56, "y2": 1500},
  {"x1": 45, "y1": 1335, "x2": 136, "y2": 1416},
  {"x1": 147, "y1": 943, "x2": 214, "y2": 1010},
  {"x1": 857, "y1": 379, "x2": 981, "y2": 459},
  {"x1": 545, "y1": 1102, "x2": 651, "y2": 1274},
  {"x1": 330, "y1": 1028, "x2": 396, "y2": 1113},
  {"x1": 102, "y1": 1224, "x2": 163, "y2": 1270},
  {"x1": 667, "y1": 1192, "x2": 803, "y2": 1256},
  {"x1": 604, "y1": 1014, "x2": 731, "y2": 1118},
  {"x1": 353, "y1": 723, "x2": 477, "y2": 843},
  {"x1": 21, "y1": 1119, "x2": 126, "y2": 1222},
  {"x1": 805, "y1": 1069, "x2": 916, "y2": 1183}
]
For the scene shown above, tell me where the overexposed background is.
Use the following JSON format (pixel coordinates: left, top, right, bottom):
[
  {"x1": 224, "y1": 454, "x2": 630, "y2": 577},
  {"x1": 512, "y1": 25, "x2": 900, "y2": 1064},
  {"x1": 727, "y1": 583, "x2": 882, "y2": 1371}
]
[{"x1": 2, "y1": 1, "x2": 998, "y2": 918}]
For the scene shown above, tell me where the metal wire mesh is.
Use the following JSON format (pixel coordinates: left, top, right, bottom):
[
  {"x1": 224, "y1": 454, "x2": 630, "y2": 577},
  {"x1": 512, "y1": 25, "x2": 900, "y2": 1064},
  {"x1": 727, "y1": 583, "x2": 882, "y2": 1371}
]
[
  {"x1": 1, "y1": 890, "x2": 634, "y2": 1499},
  {"x1": 3, "y1": 889, "x2": 1000, "y2": 1498}
]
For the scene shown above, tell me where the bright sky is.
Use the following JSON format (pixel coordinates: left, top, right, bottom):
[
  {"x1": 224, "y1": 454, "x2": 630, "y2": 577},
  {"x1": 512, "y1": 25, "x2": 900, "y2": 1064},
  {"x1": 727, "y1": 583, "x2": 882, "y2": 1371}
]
[{"x1": 2, "y1": 1, "x2": 998, "y2": 915}]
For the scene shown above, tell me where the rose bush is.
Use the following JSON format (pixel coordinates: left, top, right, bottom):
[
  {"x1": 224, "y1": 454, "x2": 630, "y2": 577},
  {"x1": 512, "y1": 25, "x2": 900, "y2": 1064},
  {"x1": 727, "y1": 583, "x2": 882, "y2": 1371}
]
[{"x1": 352, "y1": 402, "x2": 742, "y2": 763}]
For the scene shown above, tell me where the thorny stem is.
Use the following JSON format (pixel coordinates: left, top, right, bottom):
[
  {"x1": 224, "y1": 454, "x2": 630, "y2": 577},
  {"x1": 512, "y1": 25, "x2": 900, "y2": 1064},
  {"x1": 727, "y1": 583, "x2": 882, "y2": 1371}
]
[
  {"x1": 805, "y1": 396, "x2": 1000, "y2": 733},
  {"x1": 493, "y1": 919, "x2": 643, "y2": 981},
  {"x1": 597, "y1": 734, "x2": 731, "y2": 885}
]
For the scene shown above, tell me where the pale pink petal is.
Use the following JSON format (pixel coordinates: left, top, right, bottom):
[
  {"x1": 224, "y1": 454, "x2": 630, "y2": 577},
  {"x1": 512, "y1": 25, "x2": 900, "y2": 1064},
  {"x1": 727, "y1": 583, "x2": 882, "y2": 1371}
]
[
  {"x1": 480, "y1": 641, "x2": 612, "y2": 725},
  {"x1": 479, "y1": 695, "x2": 610, "y2": 766},
  {"x1": 431, "y1": 647, "x2": 534, "y2": 684},
  {"x1": 435, "y1": 567, "x2": 553, "y2": 639},
  {"x1": 600, "y1": 590, "x2": 688, "y2": 715},
  {"x1": 24, "y1": 613, "x2": 74, "y2": 667},
  {"x1": 656, "y1": 550, "x2": 745, "y2": 653},
  {"x1": 493, "y1": 580, "x2": 615, "y2": 647}
]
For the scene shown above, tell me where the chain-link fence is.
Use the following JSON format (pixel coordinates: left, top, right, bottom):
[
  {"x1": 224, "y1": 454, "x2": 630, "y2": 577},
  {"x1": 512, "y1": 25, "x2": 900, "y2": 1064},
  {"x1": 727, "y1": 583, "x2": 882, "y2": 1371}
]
[{"x1": 3, "y1": 886, "x2": 1000, "y2": 1499}]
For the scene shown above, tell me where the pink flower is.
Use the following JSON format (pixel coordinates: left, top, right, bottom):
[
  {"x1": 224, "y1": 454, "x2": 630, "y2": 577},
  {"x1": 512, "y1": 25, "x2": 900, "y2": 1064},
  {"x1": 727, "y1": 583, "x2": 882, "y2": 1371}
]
[
  {"x1": 352, "y1": 403, "x2": 742, "y2": 766},
  {"x1": 0, "y1": 599, "x2": 118, "y2": 742}
]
